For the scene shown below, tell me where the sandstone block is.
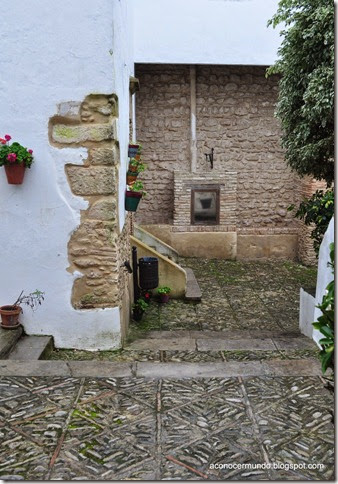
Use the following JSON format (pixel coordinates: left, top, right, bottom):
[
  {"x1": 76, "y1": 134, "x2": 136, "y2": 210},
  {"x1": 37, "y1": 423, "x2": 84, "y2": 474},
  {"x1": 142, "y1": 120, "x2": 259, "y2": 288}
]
[
  {"x1": 89, "y1": 147, "x2": 118, "y2": 165},
  {"x1": 52, "y1": 122, "x2": 116, "y2": 144},
  {"x1": 66, "y1": 166, "x2": 115, "y2": 195},
  {"x1": 87, "y1": 198, "x2": 117, "y2": 221}
]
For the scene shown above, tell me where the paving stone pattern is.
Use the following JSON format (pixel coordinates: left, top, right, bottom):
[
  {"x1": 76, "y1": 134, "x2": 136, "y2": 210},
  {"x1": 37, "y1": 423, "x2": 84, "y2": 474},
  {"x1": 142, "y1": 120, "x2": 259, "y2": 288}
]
[
  {"x1": 2, "y1": 258, "x2": 332, "y2": 480},
  {"x1": 0, "y1": 375, "x2": 334, "y2": 480},
  {"x1": 132, "y1": 258, "x2": 317, "y2": 334}
]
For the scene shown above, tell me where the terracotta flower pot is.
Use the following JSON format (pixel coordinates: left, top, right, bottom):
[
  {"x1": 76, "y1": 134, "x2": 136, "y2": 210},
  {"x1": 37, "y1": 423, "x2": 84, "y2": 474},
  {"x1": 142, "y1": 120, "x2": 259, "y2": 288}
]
[
  {"x1": 127, "y1": 172, "x2": 138, "y2": 185},
  {"x1": 0, "y1": 305, "x2": 22, "y2": 329},
  {"x1": 128, "y1": 163, "x2": 139, "y2": 173},
  {"x1": 5, "y1": 164, "x2": 26, "y2": 185}
]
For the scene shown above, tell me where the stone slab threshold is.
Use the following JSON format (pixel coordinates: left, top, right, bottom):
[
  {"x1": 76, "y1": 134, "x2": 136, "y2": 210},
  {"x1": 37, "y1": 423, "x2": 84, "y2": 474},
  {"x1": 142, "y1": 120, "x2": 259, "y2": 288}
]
[
  {"x1": 127, "y1": 335, "x2": 316, "y2": 352},
  {"x1": 0, "y1": 358, "x2": 321, "y2": 378}
]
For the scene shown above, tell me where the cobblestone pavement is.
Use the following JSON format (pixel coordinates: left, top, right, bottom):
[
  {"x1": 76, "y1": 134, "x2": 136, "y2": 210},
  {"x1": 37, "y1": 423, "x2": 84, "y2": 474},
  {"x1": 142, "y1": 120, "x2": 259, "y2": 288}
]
[
  {"x1": 130, "y1": 258, "x2": 317, "y2": 334},
  {"x1": 50, "y1": 258, "x2": 317, "y2": 362},
  {"x1": 0, "y1": 375, "x2": 334, "y2": 480},
  {"x1": 2, "y1": 258, "x2": 333, "y2": 480}
]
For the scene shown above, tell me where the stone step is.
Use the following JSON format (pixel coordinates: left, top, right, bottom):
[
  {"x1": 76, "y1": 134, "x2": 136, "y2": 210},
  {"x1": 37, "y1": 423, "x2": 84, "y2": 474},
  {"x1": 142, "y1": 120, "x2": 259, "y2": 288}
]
[
  {"x1": 126, "y1": 333, "x2": 316, "y2": 352},
  {"x1": 7, "y1": 335, "x2": 53, "y2": 360},
  {"x1": 184, "y1": 268, "x2": 202, "y2": 301},
  {"x1": 0, "y1": 326, "x2": 23, "y2": 358},
  {"x1": 143, "y1": 330, "x2": 304, "y2": 340},
  {"x1": 0, "y1": 358, "x2": 322, "y2": 378}
]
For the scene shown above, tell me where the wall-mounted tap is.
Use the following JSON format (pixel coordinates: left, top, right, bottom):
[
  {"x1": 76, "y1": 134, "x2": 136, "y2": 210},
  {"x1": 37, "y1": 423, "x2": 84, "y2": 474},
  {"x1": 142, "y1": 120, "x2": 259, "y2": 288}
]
[{"x1": 204, "y1": 148, "x2": 214, "y2": 169}]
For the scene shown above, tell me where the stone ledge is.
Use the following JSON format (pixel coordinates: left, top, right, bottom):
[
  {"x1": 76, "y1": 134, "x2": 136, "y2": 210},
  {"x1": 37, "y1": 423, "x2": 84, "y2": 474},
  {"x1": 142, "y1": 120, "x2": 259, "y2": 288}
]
[{"x1": 0, "y1": 359, "x2": 322, "y2": 378}]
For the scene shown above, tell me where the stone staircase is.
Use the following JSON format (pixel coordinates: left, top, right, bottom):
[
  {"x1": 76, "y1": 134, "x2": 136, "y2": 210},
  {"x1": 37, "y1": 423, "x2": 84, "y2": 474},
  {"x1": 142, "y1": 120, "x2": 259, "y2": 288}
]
[
  {"x1": 132, "y1": 226, "x2": 202, "y2": 302},
  {"x1": 0, "y1": 326, "x2": 53, "y2": 361}
]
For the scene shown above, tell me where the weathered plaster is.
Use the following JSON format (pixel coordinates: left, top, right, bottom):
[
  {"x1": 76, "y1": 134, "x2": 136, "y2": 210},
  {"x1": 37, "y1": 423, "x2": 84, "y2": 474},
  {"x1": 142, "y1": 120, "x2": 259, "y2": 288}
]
[{"x1": 0, "y1": 0, "x2": 134, "y2": 350}]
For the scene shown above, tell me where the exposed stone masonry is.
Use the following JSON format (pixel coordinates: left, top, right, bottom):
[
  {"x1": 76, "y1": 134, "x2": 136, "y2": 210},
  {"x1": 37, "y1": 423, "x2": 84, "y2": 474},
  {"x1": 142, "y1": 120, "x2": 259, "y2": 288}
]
[
  {"x1": 50, "y1": 94, "x2": 130, "y2": 310},
  {"x1": 135, "y1": 64, "x2": 300, "y2": 233},
  {"x1": 135, "y1": 65, "x2": 191, "y2": 224}
]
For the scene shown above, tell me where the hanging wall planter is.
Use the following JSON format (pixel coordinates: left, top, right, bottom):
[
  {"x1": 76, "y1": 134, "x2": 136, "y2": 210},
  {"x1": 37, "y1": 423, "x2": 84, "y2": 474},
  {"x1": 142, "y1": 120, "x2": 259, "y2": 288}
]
[
  {"x1": 0, "y1": 135, "x2": 34, "y2": 185},
  {"x1": 128, "y1": 144, "x2": 139, "y2": 158},
  {"x1": 125, "y1": 181, "x2": 146, "y2": 212},
  {"x1": 125, "y1": 191, "x2": 142, "y2": 212},
  {"x1": 126, "y1": 171, "x2": 139, "y2": 185},
  {"x1": 4, "y1": 164, "x2": 26, "y2": 185}
]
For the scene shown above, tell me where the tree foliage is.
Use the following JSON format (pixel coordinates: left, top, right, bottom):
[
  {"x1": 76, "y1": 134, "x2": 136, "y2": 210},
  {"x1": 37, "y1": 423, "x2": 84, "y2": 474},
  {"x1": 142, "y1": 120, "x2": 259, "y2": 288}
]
[
  {"x1": 313, "y1": 242, "x2": 334, "y2": 374},
  {"x1": 290, "y1": 188, "x2": 334, "y2": 254},
  {"x1": 267, "y1": 0, "x2": 334, "y2": 185}
]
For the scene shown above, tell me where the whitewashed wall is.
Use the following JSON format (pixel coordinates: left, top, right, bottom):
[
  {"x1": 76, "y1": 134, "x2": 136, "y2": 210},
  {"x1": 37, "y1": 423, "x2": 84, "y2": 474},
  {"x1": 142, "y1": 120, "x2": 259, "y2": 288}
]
[
  {"x1": 313, "y1": 218, "x2": 334, "y2": 346},
  {"x1": 0, "y1": 0, "x2": 134, "y2": 349},
  {"x1": 131, "y1": 0, "x2": 282, "y2": 65}
]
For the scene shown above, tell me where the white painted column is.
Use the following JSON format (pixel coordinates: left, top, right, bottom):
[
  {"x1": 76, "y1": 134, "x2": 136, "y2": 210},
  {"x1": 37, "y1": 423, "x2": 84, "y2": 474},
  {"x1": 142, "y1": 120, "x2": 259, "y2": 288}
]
[
  {"x1": 132, "y1": 93, "x2": 137, "y2": 142},
  {"x1": 190, "y1": 65, "x2": 197, "y2": 172}
]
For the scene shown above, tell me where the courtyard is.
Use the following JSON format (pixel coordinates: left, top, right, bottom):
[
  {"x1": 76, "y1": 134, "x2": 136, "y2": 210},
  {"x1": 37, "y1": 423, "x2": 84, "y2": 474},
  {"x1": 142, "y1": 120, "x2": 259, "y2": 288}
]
[{"x1": 0, "y1": 258, "x2": 333, "y2": 480}]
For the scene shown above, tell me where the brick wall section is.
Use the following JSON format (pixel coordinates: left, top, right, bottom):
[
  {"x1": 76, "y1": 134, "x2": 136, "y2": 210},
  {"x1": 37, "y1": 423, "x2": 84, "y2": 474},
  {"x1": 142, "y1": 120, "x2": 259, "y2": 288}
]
[
  {"x1": 173, "y1": 171, "x2": 237, "y2": 232},
  {"x1": 298, "y1": 177, "x2": 327, "y2": 265},
  {"x1": 50, "y1": 94, "x2": 131, "y2": 309},
  {"x1": 135, "y1": 64, "x2": 300, "y2": 233},
  {"x1": 135, "y1": 64, "x2": 191, "y2": 224}
]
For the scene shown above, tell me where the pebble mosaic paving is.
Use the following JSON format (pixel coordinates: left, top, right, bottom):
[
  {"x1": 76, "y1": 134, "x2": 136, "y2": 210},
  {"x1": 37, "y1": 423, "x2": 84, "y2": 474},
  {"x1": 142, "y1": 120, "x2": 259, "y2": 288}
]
[
  {"x1": 1, "y1": 258, "x2": 334, "y2": 480},
  {"x1": 0, "y1": 375, "x2": 334, "y2": 480}
]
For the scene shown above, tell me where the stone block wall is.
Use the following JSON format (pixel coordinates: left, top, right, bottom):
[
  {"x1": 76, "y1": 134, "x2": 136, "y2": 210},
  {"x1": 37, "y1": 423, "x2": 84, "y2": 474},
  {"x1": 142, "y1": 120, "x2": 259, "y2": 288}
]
[
  {"x1": 135, "y1": 64, "x2": 300, "y2": 233},
  {"x1": 50, "y1": 94, "x2": 131, "y2": 311},
  {"x1": 135, "y1": 64, "x2": 191, "y2": 224}
]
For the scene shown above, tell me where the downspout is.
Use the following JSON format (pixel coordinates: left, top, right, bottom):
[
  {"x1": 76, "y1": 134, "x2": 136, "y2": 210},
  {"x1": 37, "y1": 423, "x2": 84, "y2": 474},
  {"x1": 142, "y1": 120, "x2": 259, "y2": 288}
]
[{"x1": 190, "y1": 65, "x2": 197, "y2": 172}]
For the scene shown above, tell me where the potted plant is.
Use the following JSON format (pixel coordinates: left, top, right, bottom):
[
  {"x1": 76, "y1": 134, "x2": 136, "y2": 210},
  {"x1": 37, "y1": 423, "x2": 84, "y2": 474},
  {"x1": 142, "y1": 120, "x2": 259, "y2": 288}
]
[
  {"x1": 128, "y1": 158, "x2": 146, "y2": 174},
  {"x1": 0, "y1": 290, "x2": 45, "y2": 329},
  {"x1": 0, "y1": 135, "x2": 34, "y2": 184},
  {"x1": 125, "y1": 180, "x2": 146, "y2": 212},
  {"x1": 128, "y1": 142, "x2": 142, "y2": 158},
  {"x1": 132, "y1": 298, "x2": 148, "y2": 322},
  {"x1": 157, "y1": 286, "x2": 171, "y2": 303}
]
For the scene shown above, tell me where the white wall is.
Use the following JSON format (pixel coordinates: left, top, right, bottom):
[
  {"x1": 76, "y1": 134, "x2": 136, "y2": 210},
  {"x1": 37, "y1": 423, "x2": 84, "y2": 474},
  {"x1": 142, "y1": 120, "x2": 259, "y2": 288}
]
[
  {"x1": 131, "y1": 0, "x2": 282, "y2": 65},
  {"x1": 313, "y1": 218, "x2": 334, "y2": 346},
  {"x1": 0, "y1": 0, "x2": 134, "y2": 349}
]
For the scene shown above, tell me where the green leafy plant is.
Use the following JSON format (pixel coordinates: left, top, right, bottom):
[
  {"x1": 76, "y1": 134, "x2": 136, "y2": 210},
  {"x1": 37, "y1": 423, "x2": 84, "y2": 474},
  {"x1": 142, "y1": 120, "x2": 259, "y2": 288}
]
[
  {"x1": 128, "y1": 180, "x2": 147, "y2": 196},
  {"x1": 267, "y1": 0, "x2": 334, "y2": 185},
  {"x1": 289, "y1": 189, "x2": 334, "y2": 254},
  {"x1": 157, "y1": 286, "x2": 171, "y2": 295},
  {"x1": 129, "y1": 158, "x2": 146, "y2": 172},
  {"x1": 313, "y1": 242, "x2": 334, "y2": 373},
  {"x1": 132, "y1": 298, "x2": 149, "y2": 311},
  {"x1": 11, "y1": 290, "x2": 45, "y2": 311},
  {"x1": 0, "y1": 135, "x2": 34, "y2": 168}
]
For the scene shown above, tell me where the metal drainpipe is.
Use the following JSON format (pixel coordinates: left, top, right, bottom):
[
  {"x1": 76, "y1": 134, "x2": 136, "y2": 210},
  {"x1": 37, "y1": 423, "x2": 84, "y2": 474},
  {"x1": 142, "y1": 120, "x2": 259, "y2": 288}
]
[{"x1": 190, "y1": 65, "x2": 197, "y2": 173}]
